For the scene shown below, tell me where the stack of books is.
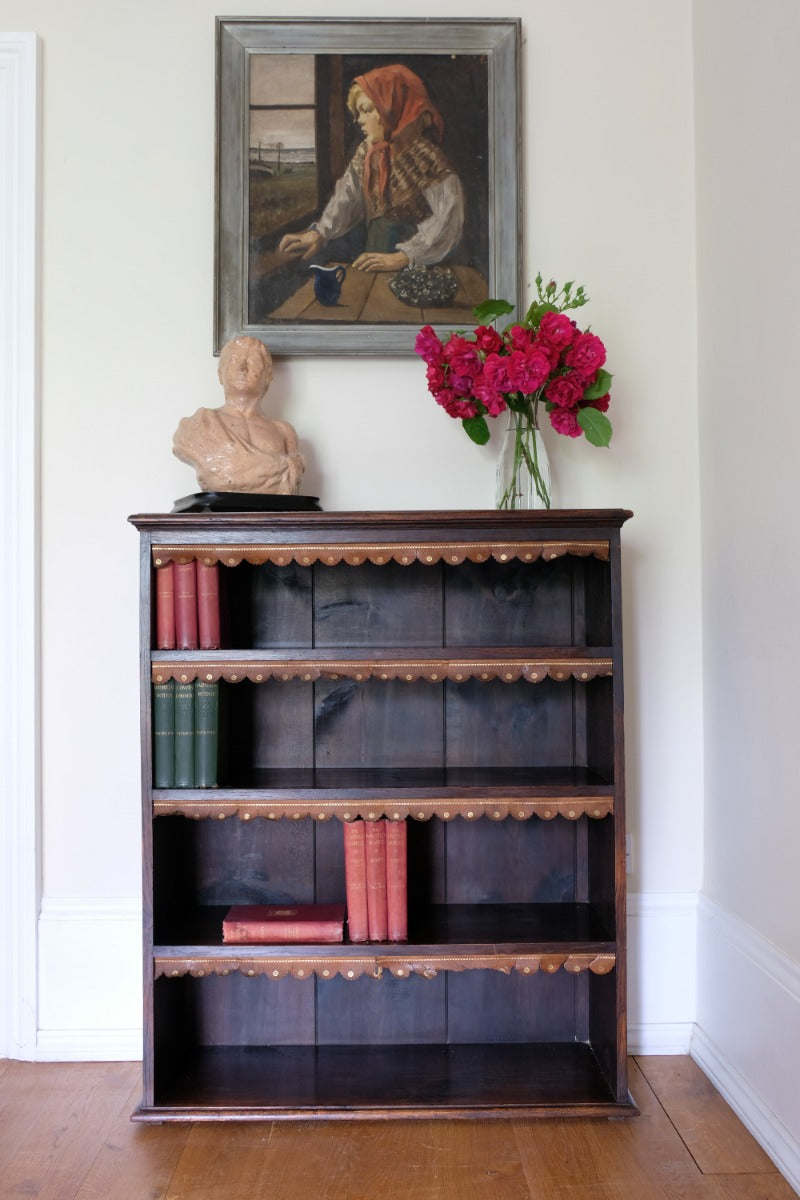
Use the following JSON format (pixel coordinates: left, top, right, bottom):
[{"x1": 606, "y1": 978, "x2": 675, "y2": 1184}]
[
  {"x1": 152, "y1": 678, "x2": 218, "y2": 788},
  {"x1": 156, "y1": 560, "x2": 220, "y2": 650},
  {"x1": 343, "y1": 818, "x2": 408, "y2": 943}
]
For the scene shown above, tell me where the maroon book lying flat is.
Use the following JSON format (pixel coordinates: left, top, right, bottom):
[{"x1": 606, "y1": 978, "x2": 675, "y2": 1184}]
[{"x1": 222, "y1": 903, "x2": 345, "y2": 944}]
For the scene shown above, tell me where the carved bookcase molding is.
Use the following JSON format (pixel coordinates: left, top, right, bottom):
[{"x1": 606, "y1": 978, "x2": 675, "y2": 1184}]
[
  {"x1": 152, "y1": 797, "x2": 615, "y2": 822},
  {"x1": 152, "y1": 539, "x2": 611, "y2": 569},
  {"x1": 151, "y1": 654, "x2": 613, "y2": 686},
  {"x1": 154, "y1": 951, "x2": 617, "y2": 982}
]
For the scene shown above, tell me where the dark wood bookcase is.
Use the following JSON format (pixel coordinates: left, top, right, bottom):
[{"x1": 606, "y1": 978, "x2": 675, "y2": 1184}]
[{"x1": 129, "y1": 509, "x2": 636, "y2": 1120}]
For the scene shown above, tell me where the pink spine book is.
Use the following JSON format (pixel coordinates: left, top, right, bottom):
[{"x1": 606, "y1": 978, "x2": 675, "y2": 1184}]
[
  {"x1": 155, "y1": 562, "x2": 176, "y2": 649},
  {"x1": 343, "y1": 819, "x2": 369, "y2": 943},
  {"x1": 365, "y1": 820, "x2": 388, "y2": 942},
  {"x1": 196, "y1": 561, "x2": 221, "y2": 650},
  {"x1": 174, "y1": 560, "x2": 198, "y2": 650},
  {"x1": 385, "y1": 819, "x2": 408, "y2": 942},
  {"x1": 222, "y1": 903, "x2": 345, "y2": 944}
]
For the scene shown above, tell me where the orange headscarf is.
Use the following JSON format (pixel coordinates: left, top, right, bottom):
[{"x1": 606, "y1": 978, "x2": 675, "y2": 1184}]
[{"x1": 354, "y1": 64, "x2": 445, "y2": 209}]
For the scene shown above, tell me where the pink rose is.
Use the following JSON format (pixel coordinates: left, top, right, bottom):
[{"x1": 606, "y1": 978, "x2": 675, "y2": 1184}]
[
  {"x1": 583, "y1": 393, "x2": 611, "y2": 413},
  {"x1": 449, "y1": 370, "x2": 478, "y2": 399},
  {"x1": 444, "y1": 335, "x2": 482, "y2": 379},
  {"x1": 508, "y1": 325, "x2": 536, "y2": 352},
  {"x1": 436, "y1": 389, "x2": 479, "y2": 419},
  {"x1": 474, "y1": 325, "x2": 503, "y2": 354},
  {"x1": 473, "y1": 379, "x2": 506, "y2": 416},
  {"x1": 415, "y1": 325, "x2": 444, "y2": 365},
  {"x1": 565, "y1": 332, "x2": 607, "y2": 379},
  {"x1": 537, "y1": 311, "x2": 577, "y2": 353},
  {"x1": 483, "y1": 352, "x2": 513, "y2": 394},
  {"x1": 426, "y1": 363, "x2": 446, "y2": 394},
  {"x1": 545, "y1": 374, "x2": 585, "y2": 410},
  {"x1": 506, "y1": 347, "x2": 551, "y2": 393},
  {"x1": 549, "y1": 407, "x2": 583, "y2": 438}
]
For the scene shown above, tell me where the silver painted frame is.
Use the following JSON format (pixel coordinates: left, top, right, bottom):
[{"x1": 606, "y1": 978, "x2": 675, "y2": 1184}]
[{"x1": 215, "y1": 17, "x2": 521, "y2": 356}]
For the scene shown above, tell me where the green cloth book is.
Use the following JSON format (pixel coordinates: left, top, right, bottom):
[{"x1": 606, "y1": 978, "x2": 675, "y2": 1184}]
[
  {"x1": 194, "y1": 680, "x2": 219, "y2": 787},
  {"x1": 174, "y1": 681, "x2": 195, "y2": 787},
  {"x1": 152, "y1": 680, "x2": 175, "y2": 788}
]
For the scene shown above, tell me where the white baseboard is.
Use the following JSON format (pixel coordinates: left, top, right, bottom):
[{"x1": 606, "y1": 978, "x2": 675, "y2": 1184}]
[
  {"x1": 694, "y1": 895, "x2": 800, "y2": 1194},
  {"x1": 37, "y1": 897, "x2": 142, "y2": 1061},
  {"x1": 626, "y1": 891, "x2": 697, "y2": 1054},
  {"x1": 36, "y1": 1027, "x2": 142, "y2": 1062},
  {"x1": 628, "y1": 1021, "x2": 695, "y2": 1055}
]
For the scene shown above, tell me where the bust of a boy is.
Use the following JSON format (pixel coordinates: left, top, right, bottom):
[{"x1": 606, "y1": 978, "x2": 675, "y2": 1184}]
[{"x1": 172, "y1": 336, "x2": 305, "y2": 494}]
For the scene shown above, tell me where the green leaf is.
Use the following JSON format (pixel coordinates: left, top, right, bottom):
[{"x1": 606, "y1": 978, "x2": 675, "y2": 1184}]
[
  {"x1": 462, "y1": 415, "x2": 490, "y2": 445},
  {"x1": 577, "y1": 408, "x2": 613, "y2": 447},
  {"x1": 472, "y1": 298, "x2": 515, "y2": 325},
  {"x1": 582, "y1": 369, "x2": 613, "y2": 401},
  {"x1": 505, "y1": 393, "x2": 529, "y2": 414}
]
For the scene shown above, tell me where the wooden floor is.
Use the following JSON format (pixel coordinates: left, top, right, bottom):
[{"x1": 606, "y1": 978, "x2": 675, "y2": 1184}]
[{"x1": 0, "y1": 1056, "x2": 795, "y2": 1199}]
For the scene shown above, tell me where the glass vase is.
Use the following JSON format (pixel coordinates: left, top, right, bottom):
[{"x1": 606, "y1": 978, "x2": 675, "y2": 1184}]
[{"x1": 495, "y1": 409, "x2": 552, "y2": 510}]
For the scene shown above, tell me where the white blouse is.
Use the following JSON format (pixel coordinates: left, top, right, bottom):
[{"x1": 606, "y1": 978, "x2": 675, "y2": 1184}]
[{"x1": 312, "y1": 158, "x2": 464, "y2": 268}]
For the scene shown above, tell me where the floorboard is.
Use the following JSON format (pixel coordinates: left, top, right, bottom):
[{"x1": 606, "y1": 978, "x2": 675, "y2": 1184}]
[
  {"x1": 636, "y1": 1055, "x2": 778, "y2": 1176},
  {"x1": 0, "y1": 1056, "x2": 794, "y2": 1200}
]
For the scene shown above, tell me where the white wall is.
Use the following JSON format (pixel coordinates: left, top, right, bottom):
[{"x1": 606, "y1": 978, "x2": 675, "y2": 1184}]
[
  {"x1": 693, "y1": 0, "x2": 800, "y2": 1181},
  {"x1": 2, "y1": 0, "x2": 703, "y2": 1060}
]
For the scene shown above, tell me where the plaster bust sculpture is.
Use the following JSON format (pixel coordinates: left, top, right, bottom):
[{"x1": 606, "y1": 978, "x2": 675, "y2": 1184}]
[{"x1": 172, "y1": 336, "x2": 305, "y2": 494}]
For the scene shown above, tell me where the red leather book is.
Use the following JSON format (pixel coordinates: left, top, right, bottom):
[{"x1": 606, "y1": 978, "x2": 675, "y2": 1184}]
[
  {"x1": 174, "y1": 560, "x2": 198, "y2": 650},
  {"x1": 155, "y1": 562, "x2": 176, "y2": 649},
  {"x1": 343, "y1": 819, "x2": 369, "y2": 943},
  {"x1": 222, "y1": 903, "x2": 345, "y2": 944},
  {"x1": 385, "y1": 819, "x2": 408, "y2": 942},
  {"x1": 365, "y1": 820, "x2": 388, "y2": 942},
  {"x1": 196, "y1": 561, "x2": 221, "y2": 650}
]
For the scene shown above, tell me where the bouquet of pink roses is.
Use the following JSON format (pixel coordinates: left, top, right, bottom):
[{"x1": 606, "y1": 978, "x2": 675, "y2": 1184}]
[{"x1": 415, "y1": 274, "x2": 613, "y2": 455}]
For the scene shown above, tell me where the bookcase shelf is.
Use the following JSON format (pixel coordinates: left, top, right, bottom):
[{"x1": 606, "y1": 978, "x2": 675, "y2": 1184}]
[{"x1": 130, "y1": 508, "x2": 635, "y2": 1121}]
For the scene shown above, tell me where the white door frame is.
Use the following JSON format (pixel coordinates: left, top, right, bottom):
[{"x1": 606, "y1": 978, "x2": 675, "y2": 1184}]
[{"x1": 0, "y1": 31, "x2": 40, "y2": 1059}]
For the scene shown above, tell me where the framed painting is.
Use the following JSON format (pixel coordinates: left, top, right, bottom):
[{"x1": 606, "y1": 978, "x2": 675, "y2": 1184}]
[{"x1": 215, "y1": 18, "x2": 521, "y2": 356}]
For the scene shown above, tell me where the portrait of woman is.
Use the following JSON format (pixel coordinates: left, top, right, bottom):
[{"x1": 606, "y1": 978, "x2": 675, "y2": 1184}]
[
  {"x1": 278, "y1": 63, "x2": 465, "y2": 276},
  {"x1": 245, "y1": 51, "x2": 491, "y2": 331}
]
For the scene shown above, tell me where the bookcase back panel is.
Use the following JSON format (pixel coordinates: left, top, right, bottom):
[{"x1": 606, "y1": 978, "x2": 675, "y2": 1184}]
[
  {"x1": 154, "y1": 975, "x2": 316, "y2": 1049},
  {"x1": 213, "y1": 556, "x2": 612, "y2": 652},
  {"x1": 225, "y1": 681, "x2": 314, "y2": 773},
  {"x1": 223, "y1": 562, "x2": 313, "y2": 648},
  {"x1": 316, "y1": 974, "x2": 447, "y2": 1045},
  {"x1": 443, "y1": 557, "x2": 611, "y2": 648},
  {"x1": 441, "y1": 818, "x2": 583, "y2": 904},
  {"x1": 444, "y1": 679, "x2": 612, "y2": 774},
  {"x1": 218, "y1": 679, "x2": 613, "y2": 781},
  {"x1": 314, "y1": 563, "x2": 444, "y2": 648},
  {"x1": 153, "y1": 817, "x2": 317, "y2": 913},
  {"x1": 314, "y1": 680, "x2": 444, "y2": 769},
  {"x1": 446, "y1": 970, "x2": 590, "y2": 1043}
]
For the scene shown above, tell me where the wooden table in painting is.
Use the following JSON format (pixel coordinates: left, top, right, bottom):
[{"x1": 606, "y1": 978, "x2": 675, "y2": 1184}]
[{"x1": 268, "y1": 263, "x2": 488, "y2": 326}]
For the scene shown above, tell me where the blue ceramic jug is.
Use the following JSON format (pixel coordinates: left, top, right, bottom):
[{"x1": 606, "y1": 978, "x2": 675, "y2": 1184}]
[{"x1": 309, "y1": 264, "x2": 346, "y2": 306}]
